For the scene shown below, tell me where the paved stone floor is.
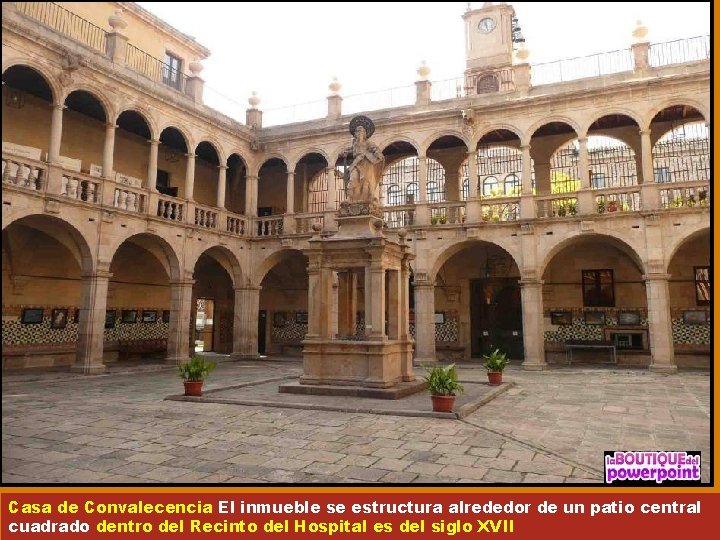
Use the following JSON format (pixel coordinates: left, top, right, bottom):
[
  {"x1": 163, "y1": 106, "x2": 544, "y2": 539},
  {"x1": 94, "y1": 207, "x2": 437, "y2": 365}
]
[{"x1": 1, "y1": 358, "x2": 711, "y2": 484}]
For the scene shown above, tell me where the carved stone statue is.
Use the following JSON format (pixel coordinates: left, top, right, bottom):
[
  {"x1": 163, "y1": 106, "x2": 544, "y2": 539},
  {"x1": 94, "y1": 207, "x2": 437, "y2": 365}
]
[{"x1": 344, "y1": 116, "x2": 384, "y2": 204}]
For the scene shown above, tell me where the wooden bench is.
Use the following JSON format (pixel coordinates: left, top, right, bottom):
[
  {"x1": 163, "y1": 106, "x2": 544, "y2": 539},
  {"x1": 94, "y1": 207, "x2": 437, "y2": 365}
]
[
  {"x1": 117, "y1": 339, "x2": 167, "y2": 360},
  {"x1": 565, "y1": 339, "x2": 617, "y2": 365}
]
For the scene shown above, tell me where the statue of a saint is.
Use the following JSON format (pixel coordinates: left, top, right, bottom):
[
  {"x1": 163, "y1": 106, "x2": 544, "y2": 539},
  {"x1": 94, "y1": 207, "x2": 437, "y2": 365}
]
[{"x1": 344, "y1": 116, "x2": 384, "y2": 204}]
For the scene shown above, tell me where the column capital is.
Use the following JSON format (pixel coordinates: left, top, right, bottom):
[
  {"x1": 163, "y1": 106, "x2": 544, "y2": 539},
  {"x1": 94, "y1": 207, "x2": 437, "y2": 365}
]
[
  {"x1": 287, "y1": 171, "x2": 295, "y2": 177},
  {"x1": 519, "y1": 278, "x2": 544, "y2": 287},
  {"x1": 186, "y1": 152, "x2": 196, "y2": 159},
  {"x1": 51, "y1": 103, "x2": 66, "y2": 111},
  {"x1": 234, "y1": 284, "x2": 262, "y2": 292},
  {"x1": 247, "y1": 174, "x2": 259, "y2": 181},
  {"x1": 218, "y1": 164, "x2": 228, "y2": 171},
  {"x1": 169, "y1": 279, "x2": 195, "y2": 287},
  {"x1": 642, "y1": 273, "x2": 671, "y2": 282},
  {"x1": 639, "y1": 129, "x2": 651, "y2": 137},
  {"x1": 418, "y1": 155, "x2": 427, "y2": 162},
  {"x1": 82, "y1": 270, "x2": 113, "y2": 280},
  {"x1": 577, "y1": 136, "x2": 588, "y2": 145},
  {"x1": 413, "y1": 280, "x2": 434, "y2": 289},
  {"x1": 105, "y1": 123, "x2": 117, "y2": 129},
  {"x1": 148, "y1": 138, "x2": 160, "y2": 146},
  {"x1": 520, "y1": 144, "x2": 531, "y2": 151}
]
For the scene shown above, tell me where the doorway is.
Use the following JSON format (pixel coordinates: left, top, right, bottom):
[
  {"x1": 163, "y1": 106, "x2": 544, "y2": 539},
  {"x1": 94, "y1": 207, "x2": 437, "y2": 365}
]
[
  {"x1": 258, "y1": 310, "x2": 267, "y2": 355},
  {"x1": 195, "y1": 298, "x2": 214, "y2": 352},
  {"x1": 470, "y1": 278, "x2": 524, "y2": 359}
]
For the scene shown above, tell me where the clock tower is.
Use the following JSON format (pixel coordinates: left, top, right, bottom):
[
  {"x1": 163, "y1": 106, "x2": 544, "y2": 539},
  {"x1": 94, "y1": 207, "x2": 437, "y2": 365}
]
[{"x1": 462, "y1": 2, "x2": 518, "y2": 94}]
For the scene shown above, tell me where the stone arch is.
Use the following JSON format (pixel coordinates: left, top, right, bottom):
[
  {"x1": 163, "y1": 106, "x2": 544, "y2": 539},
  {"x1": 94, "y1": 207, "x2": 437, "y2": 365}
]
[
  {"x1": 226, "y1": 150, "x2": 250, "y2": 168},
  {"x1": 647, "y1": 99, "x2": 709, "y2": 128},
  {"x1": 195, "y1": 137, "x2": 226, "y2": 164},
  {"x1": 528, "y1": 116, "x2": 583, "y2": 138},
  {"x1": 255, "y1": 154, "x2": 291, "y2": 173},
  {"x1": 378, "y1": 136, "x2": 421, "y2": 156},
  {"x1": 2, "y1": 60, "x2": 60, "y2": 103},
  {"x1": 291, "y1": 148, "x2": 331, "y2": 171},
  {"x1": 107, "y1": 232, "x2": 182, "y2": 282},
  {"x1": 429, "y1": 238, "x2": 522, "y2": 282},
  {"x1": 421, "y1": 131, "x2": 470, "y2": 155},
  {"x1": 474, "y1": 124, "x2": 525, "y2": 147},
  {"x1": 188, "y1": 244, "x2": 245, "y2": 287},
  {"x1": 158, "y1": 123, "x2": 194, "y2": 151},
  {"x1": 62, "y1": 85, "x2": 114, "y2": 122},
  {"x1": 254, "y1": 248, "x2": 306, "y2": 285},
  {"x1": 2, "y1": 213, "x2": 94, "y2": 274},
  {"x1": 114, "y1": 106, "x2": 158, "y2": 140},
  {"x1": 539, "y1": 232, "x2": 645, "y2": 277},
  {"x1": 582, "y1": 109, "x2": 645, "y2": 135},
  {"x1": 664, "y1": 226, "x2": 711, "y2": 273}
]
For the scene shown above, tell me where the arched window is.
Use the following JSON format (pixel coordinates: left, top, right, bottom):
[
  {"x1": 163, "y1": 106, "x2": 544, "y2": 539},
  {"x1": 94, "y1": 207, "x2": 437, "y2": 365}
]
[
  {"x1": 477, "y1": 74, "x2": 499, "y2": 94},
  {"x1": 462, "y1": 178, "x2": 469, "y2": 200},
  {"x1": 504, "y1": 174, "x2": 520, "y2": 195},
  {"x1": 482, "y1": 176, "x2": 499, "y2": 196},
  {"x1": 427, "y1": 181, "x2": 441, "y2": 202},
  {"x1": 387, "y1": 184, "x2": 401, "y2": 205},
  {"x1": 406, "y1": 182, "x2": 419, "y2": 204}
]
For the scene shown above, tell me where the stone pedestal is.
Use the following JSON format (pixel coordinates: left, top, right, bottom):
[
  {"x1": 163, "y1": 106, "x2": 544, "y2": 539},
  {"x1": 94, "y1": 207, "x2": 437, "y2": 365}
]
[{"x1": 295, "y1": 206, "x2": 416, "y2": 395}]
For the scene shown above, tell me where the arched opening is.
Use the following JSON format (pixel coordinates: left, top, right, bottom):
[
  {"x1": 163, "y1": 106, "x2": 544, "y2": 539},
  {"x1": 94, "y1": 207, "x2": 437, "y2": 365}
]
[
  {"x1": 157, "y1": 127, "x2": 188, "y2": 198},
  {"x1": 666, "y1": 229, "x2": 710, "y2": 368},
  {"x1": 257, "y1": 157, "x2": 288, "y2": 218},
  {"x1": 225, "y1": 153, "x2": 247, "y2": 215},
  {"x1": 650, "y1": 106, "x2": 709, "y2": 209},
  {"x1": 432, "y1": 241, "x2": 522, "y2": 361},
  {"x1": 2, "y1": 215, "x2": 92, "y2": 369},
  {"x1": 299, "y1": 153, "x2": 337, "y2": 234},
  {"x1": 380, "y1": 141, "x2": 419, "y2": 228},
  {"x1": 194, "y1": 141, "x2": 221, "y2": 207},
  {"x1": 530, "y1": 121, "x2": 579, "y2": 217},
  {"x1": 106, "y1": 234, "x2": 178, "y2": 363},
  {"x1": 61, "y1": 90, "x2": 107, "y2": 174},
  {"x1": 114, "y1": 110, "x2": 152, "y2": 186},
  {"x1": 192, "y1": 247, "x2": 239, "y2": 354},
  {"x1": 2, "y1": 66, "x2": 54, "y2": 189},
  {"x1": 542, "y1": 235, "x2": 648, "y2": 366},
  {"x1": 259, "y1": 250, "x2": 309, "y2": 357}
]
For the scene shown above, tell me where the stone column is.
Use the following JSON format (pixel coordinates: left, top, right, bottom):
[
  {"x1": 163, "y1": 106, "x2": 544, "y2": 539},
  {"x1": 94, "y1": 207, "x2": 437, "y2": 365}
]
[
  {"x1": 365, "y1": 264, "x2": 386, "y2": 338},
  {"x1": 184, "y1": 153, "x2": 196, "y2": 201},
  {"x1": 413, "y1": 281, "x2": 435, "y2": 363},
  {"x1": 147, "y1": 139, "x2": 159, "y2": 191},
  {"x1": 644, "y1": 273, "x2": 677, "y2": 373},
  {"x1": 639, "y1": 129, "x2": 660, "y2": 210},
  {"x1": 576, "y1": 136, "x2": 594, "y2": 215},
  {"x1": 519, "y1": 143, "x2": 536, "y2": 219},
  {"x1": 217, "y1": 165, "x2": 227, "y2": 208},
  {"x1": 338, "y1": 270, "x2": 358, "y2": 336},
  {"x1": 73, "y1": 270, "x2": 112, "y2": 374},
  {"x1": 387, "y1": 269, "x2": 400, "y2": 339},
  {"x1": 467, "y1": 150, "x2": 478, "y2": 199},
  {"x1": 102, "y1": 123, "x2": 116, "y2": 178},
  {"x1": 325, "y1": 167, "x2": 337, "y2": 210},
  {"x1": 48, "y1": 103, "x2": 64, "y2": 164},
  {"x1": 231, "y1": 286, "x2": 261, "y2": 360},
  {"x1": 285, "y1": 171, "x2": 295, "y2": 214},
  {"x1": 519, "y1": 278, "x2": 547, "y2": 370},
  {"x1": 415, "y1": 155, "x2": 430, "y2": 225},
  {"x1": 245, "y1": 174, "x2": 258, "y2": 216},
  {"x1": 166, "y1": 279, "x2": 194, "y2": 365},
  {"x1": 399, "y1": 260, "x2": 415, "y2": 381}
]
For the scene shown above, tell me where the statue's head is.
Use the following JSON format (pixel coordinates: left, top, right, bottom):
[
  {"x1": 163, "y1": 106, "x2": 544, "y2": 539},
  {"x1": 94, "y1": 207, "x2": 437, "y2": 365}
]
[{"x1": 355, "y1": 125, "x2": 366, "y2": 141}]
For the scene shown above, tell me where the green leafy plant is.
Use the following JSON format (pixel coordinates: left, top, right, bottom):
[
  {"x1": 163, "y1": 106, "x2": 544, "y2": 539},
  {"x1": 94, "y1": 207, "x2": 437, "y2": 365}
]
[
  {"x1": 424, "y1": 363, "x2": 464, "y2": 396},
  {"x1": 567, "y1": 201, "x2": 577, "y2": 215},
  {"x1": 596, "y1": 200, "x2": 606, "y2": 214},
  {"x1": 178, "y1": 355, "x2": 216, "y2": 382},
  {"x1": 438, "y1": 215, "x2": 447, "y2": 225},
  {"x1": 430, "y1": 215, "x2": 438, "y2": 225},
  {"x1": 483, "y1": 349, "x2": 509, "y2": 373}
]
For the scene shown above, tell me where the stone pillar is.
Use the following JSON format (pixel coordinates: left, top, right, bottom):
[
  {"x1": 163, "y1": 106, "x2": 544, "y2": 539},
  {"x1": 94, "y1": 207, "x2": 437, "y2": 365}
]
[
  {"x1": 534, "y1": 161, "x2": 551, "y2": 195},
  {"x1": 245, "y1": 175, "x2": 258, "y2": 216},
  {"x1": 387, "y1": 269, "x2": 400, "y2": 339},
  {"x1": 415, "y1": 80, "x2": 432, "y2": 106},
  {"x1": 368, "y1": 265, "x2": 386, "y2": 338},
  {"x1": 217, "y1": 165, "x2": 227, "y2": 208},
  {"x1": 147, "y1": 139, "x2": 159, "y2": 191},
  {"x1": 576, "y1": 137, "x2": 594, "y2": 215},
  {"x1": 106, "y1": 10, "x2": 129, "y2": 64},
  {"x1": 632, "y1": 42, "x2": 650, "y2": 71},
  {"x1": 413, "y1": 281, "x2": 435, "y2": 363},
  {"x1": 415, "y1": 155, "x2": 430, "y2": 225},
  {"x1": 285, "y1": 171, "x2": 295, "y2": 214},
  {"x1": 327, "y1": 95, "x2": 342, "y2": 119},
  {"x1": 184, "y1": 153, "x2": 196, "y2": 201},
  {"x1": 514, "y1": 62, "x2": 531, "y2": 94},
  {"x1": 73, "y1": 271, "x2": 112, "y2": 374},
  {"x1": 102, "y1": 123, "x2": 116, "y2": 178},
  {"x1": 231, "y1": 286, "x2": 261, "y2": 360},
  {"x1": 48, "y1": 103, "x2": 64, "y2": 164},
  {"x1": 519, "y1": 143, "x2": 536, "y2": 219},
  {"x1": 639, "y1": 129, "x2": 660, "y2": 210},
  {"x1": 338, "y1": 271, "x2": 358, "y2": 336},
  {"x1": 399, "y1": 261, "x2": 414, "y2": 381},
  {"x1": 519, "y1": 278, "x2": 547, "y2": 370},
  {"x1": 166, "y1": 279, "x2": 194, "y2": 365},
  {"x1": 644, "y1": 273, "x2": 677, "y2": 373},
  {"x1": 466, "y1": 150, "x2": 478, "y2": 199}
]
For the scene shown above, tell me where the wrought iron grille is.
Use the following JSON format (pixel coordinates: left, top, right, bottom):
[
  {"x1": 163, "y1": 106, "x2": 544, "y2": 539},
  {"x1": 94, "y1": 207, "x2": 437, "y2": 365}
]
[
  {"x1": 15, "y1": 2, "x2": 108, "y2": 53},
  {"x1": 307, "y1": 168, "x2": 345, "y2": 213},
  {"x1": 550, "y1": 143, "x2": 580, "y2": 193},
  {"x1": 126, "y1": 44, "x2": 188, "y2": 93},
  {"x1": 588, "y1": 138, "x2": 638, "y2": 188},
  {"x1": 460, "y1": 146, "x2": 529, "y2": 200},
  {"x1": 649, "y1": 35, "x2": 710, "y2": 68},
  {"x1": 381, "y1": 158, "x2": 417, "y2": 206},
  {"x1": 652, "y1": 124, "x2": 710, "y2": 183}
]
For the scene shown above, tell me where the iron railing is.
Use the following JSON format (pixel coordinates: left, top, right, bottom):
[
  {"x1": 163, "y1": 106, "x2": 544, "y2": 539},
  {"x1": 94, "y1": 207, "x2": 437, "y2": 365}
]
[
  {"x1": 649, "y1": 35, "x2": 710, "y2": 67},
  {"x1": 343, "y1": 84, "x2": 416, "y2": 115},
  {"x1": 126, "y1": 44, "x2": 188, "y2": 93},
  {"x1": 532, "y1": 48, "x2": 634, "y2": 86},
  {"x1": 15, "y1": 2, "x2": 107, "y2": 53}
]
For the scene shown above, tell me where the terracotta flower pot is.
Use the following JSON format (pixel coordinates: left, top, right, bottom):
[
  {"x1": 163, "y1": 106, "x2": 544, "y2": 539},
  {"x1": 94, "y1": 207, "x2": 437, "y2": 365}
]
[
  {"x1": 431, "y1": 395, "x2": 456, "y2": 413},
  {"x1": 487, "y1": 372, "x2": 503, "y2": 385},
  {"x1": 184, "y1": 380, "x2": 204, "y2": 396}
]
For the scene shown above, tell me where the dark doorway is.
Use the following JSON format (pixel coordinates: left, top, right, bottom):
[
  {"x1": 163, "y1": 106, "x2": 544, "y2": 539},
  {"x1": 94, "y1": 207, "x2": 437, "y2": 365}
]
[
  {"x1": 194, "y1": 298, "x2": 214, "y2": 352},
  {"x1": 258, "y1": 310, "x2": 267, "y2": 355},
  {"x1": 470, "y1": 278, "x2": 524, "y2": 359}
]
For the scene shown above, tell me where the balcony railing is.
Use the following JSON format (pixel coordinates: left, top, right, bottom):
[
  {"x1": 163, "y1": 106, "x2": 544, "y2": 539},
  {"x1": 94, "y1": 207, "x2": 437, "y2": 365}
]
[
  {"x1": 649, "y1": 36, "x2": 710, "y2": 68},
  {"x1": 295, "y1": 213, "x2": 325, "y2": 234},
  {"x1": 2, "y1": 155, "x2": 45, "y2": 192},
  {"x1": 532, "y1": 48, "x2": 634, "y2": 86},
  {"x1": 61, "y1": 171, "x2": 100, "y2": 204},
  {"x1": 126, "y1": 44, "x2": 188, "y2": 93},
  {"x1": 15, "y1": 2, "x2": 107, "y2": 53}
]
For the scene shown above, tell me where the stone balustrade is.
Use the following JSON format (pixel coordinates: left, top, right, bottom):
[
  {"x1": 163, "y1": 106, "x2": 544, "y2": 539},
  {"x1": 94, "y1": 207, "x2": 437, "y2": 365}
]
[
  {"x1": 478, "y1": 196, "x2": 521, "y2": 222},
  {"x1": 256, "y1": 216, "x2": 284, "y2": 237},
  {"x1": 112, "y1": 185, "x2": 146, "y2": 213},
  {"x1": 593, "y1": 186, "x2": 642, "y2": 214},
  {"x1": 428, "y1": 202, "x2": 466, "y2": 225},
  {"x1": 659, "y1": 181, "x2": 710, "y2": 209},
  {"x1": 193, "y1": 204, "x2": 218, "y2": 229},
  {"x1": 226, "y1": 213, "x2": 247, "y2": 236},
  {"x1": 535, "y1": 194, "x2": 579, "y2": 219},
  {"x1": 295, "y1": 213, "x2": 324, "y2": 234},
  {"x1": 2, "y1": 154, "x2": 45, "y2": 192},
  {"x1": 60, "y1": 172, "x2": 100, "y2": 204},
  {"x1": 156, "y1": 195, "x2": 184, "y2": 222}
]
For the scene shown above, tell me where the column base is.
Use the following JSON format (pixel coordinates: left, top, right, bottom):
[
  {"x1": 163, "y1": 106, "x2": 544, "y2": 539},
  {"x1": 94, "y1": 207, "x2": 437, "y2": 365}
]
[
  {"x1": 521, "y1": 361, "x2": 547, "y2": 371},
  {"x1": 165, "y1": 355, "x2": 190, "y2": 366},
  {"x1": 229, "y1": 352, "x2": 261, "y2": 361},
  {"x1": 413, "y1": 356, "x2": 437, "y2": 365},
  {"x1": 70, "y1": 363, "x2": 106, "y2": 375},
  {"x1": 649, "y1": 364, "x2": 678, "y2": 374}
]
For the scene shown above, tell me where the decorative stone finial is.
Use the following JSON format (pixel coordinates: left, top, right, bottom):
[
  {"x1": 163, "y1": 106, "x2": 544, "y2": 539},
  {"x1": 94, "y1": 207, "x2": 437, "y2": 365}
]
[
  {"x1": 632, "y1": 20, "x2": 649, "y2": 42},
  {"x1": 417, "y1": 61, "x2": 431, "y2": 81},
  {"x1": 514, "y1": 43, "x2": 530, "y2": 63},
  {"x1": 108, "y1": 9, "x2": 127, "y2": 31},
  {"x1": 189, "y1": 61, "x2": 204, "y2": 76},
  {"x1": 248, "y1": 91, "x2": 261, "y2": 109},
  {"x1": 398, "y1": 228, "x2": 408, "y2": 240},
  {"x1": 328, "y1": 77, "x2": 341, "y2": 95}
]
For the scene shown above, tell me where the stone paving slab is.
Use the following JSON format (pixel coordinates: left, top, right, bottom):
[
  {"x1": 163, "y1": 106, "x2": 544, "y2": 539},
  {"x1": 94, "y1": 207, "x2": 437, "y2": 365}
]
[{"x1": 167, "y1": 377, "x2": 514, "y2": 419}]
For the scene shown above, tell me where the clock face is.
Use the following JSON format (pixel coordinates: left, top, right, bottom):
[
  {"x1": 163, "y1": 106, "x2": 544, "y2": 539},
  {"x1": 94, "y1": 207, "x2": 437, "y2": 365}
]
[{"x1": 478, "y1": 17, "x2": 496, "y2": 33}]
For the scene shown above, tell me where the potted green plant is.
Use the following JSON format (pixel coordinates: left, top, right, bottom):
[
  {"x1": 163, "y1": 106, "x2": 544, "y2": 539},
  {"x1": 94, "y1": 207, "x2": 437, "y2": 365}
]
[
  {"x1": 567, "y1": 201, "x2": 577, "y2": 216},
  {"x1": 596, "y1": 200, "x2": 606, "y2": 214},
  {"x1": 178, "y1": 355, "x2": 216, "y2": 396},
  {"x1": 557, "y1": 204, "x2": 567, "y2": 217},
  {"x1": 431, "y1": 215, "x2": 439, "y2": 225},
  {"x1": 424, "y1": 363, "x2": 464, "y2": 412},
  {"x1": 483, "y1": 349, "x2": 509, "y2": 385}
]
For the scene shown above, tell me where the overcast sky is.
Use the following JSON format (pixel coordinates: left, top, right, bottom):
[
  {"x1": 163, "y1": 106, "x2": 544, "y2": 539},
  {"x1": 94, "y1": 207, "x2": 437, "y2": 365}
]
[{"x1": 138, "y1": 2, "x2": 710, "y2": 119}]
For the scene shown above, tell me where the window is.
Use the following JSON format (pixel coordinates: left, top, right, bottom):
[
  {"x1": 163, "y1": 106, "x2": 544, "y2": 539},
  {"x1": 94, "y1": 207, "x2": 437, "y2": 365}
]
[
  {"x1": 582, "y1": 269, "x2": 615, "y2": 307},
  {"x1": 427, "y1": 181, "x2": 442, "y2": 202},
  {"x1": 694, "y1": 266, "x2": 710, "y2": 305},
  {"x1": 387, "y1": 184, "x2": 401, "y2": 205},
  {"x1": 482, "y1": 176, "x2": 498, "y2": 196},
  {"x1": 504, "y1": 174, "x2": 520, "y2": 195},
  {"x1": 462, "y1": 177, "x2": 469, "y2": 200},
  {"x1": 163, "y1": 52, "x2": 183, "y2": 90},
  {"x1": 654, "y1": 167, "x2": 671, "y2": 183},
  {"x1": 477, "y1": 74, "x2": 499, "y2": 94},
  {"x1": 405, "y1": 183, "x2": 418, "y2": 204},
  {"x1": 591, "y1": 172, "x2": 606, "y2": 189}
]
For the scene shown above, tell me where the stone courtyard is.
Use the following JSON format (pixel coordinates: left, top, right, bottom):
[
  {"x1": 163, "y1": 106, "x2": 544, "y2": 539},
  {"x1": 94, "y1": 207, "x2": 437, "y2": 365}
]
[{"x1": 2, "y1": 358, "x2": 710, "y2": 484}]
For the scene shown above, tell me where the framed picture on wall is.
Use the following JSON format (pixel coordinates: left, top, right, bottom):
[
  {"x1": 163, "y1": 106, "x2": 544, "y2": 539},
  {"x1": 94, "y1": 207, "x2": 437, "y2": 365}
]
[
  {"x1": 683, "y1": 310, "x2": 708, "y2": 325},
  {"x1": 295, "y1": 311, "x2": 308, "y2": 324},
  {"x1": 273, "y1": 312, "x2": 288, "y2": 327},
  {"x1": 142, "y1": 310, "x2": 157, "y2": 323},
  {"x1": 550, "y1": 311, "x2": 572, "y2": 326},
  {"x1": 617, "y1": 311, "x2": 642, "y2": 326},
  {"x1": 584, "y1": 311, "x2": 606, "y2": 325},
  {"x1": 434, "y1": 312, "x2": 445, "y2": 324},
  {"x1": 21, "y1": 308, "x2": 44, "y2": 325},
  {"x1": 162, "y1": 310, "x2": 170, "y2": 323},
  {"x1": 105, "y1": 310, "x2": 116, "y2": 329},
  {"x1": 121, "y1": 310, "x2": 137, "y2": 323},
  {"x1": 50, "y1": 308, "x2": 68, "y2": 329}
]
